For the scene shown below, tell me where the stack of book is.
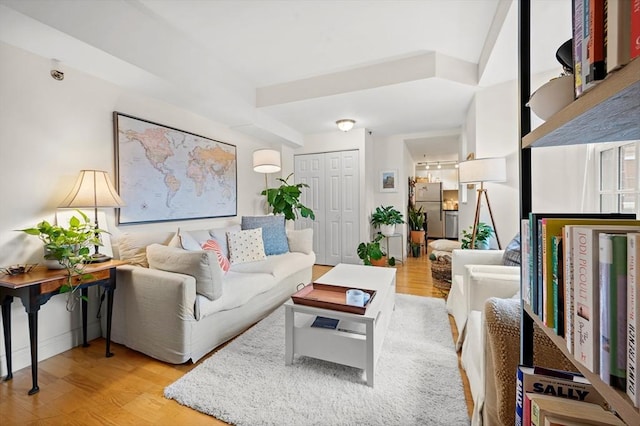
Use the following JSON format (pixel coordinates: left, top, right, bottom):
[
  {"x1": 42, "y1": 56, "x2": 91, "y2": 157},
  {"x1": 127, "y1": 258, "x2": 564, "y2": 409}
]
[
  {"x1": 516, "y1": 365, "x2": 624, "y2": 425},
  {"x1": 572, "y1": 0, "x2": 640, "y2": 97},
  {"x1": 522, "y1": 213, "x2": 640, "y2": 406}
]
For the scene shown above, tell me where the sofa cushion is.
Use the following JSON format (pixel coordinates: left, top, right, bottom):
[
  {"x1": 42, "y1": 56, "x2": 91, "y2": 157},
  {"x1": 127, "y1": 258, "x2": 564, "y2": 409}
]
[
  {"x1": 230, "y1": 251, "x2": 314, "y2": 281},
  {"x1": 429, "y1": 239, "x2": 462, "y2": 252},
  {"x1": 195, "y1": 271, "x2": 278, "y2": 320},
  {"x1": 117, "y1": 231, "x2": 174, "y2": 267},
  {"x1": 201, "y1": 239, "x2": 230, "y2": 273},
  {"x1": 286, "y1": 228, "x2": 313, "y2": 254},
  {"x1": 241, "y1": 215, "x2": 289, "y2": 255},
  {"x1": 227, "y1": 228, "x2": 267, "y2": 264},
  {"x1": 146, "y1": 243, "x2": 223, "y2": 300},
  {"x1": 502, "y1": 233, "x2": 521, "y2": 266},
  {"x1": 209, "y1": 224, "x2": 241, "y2": 259},
  {"x1": 168, "y1": 228, "x2": 202, "y2": 251}
]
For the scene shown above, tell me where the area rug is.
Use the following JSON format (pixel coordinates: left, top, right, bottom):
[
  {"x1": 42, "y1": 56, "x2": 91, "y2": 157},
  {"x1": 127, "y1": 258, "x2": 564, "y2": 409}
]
[{"x1": 164, "y1": 294, "x2": 469, "y2": 425}]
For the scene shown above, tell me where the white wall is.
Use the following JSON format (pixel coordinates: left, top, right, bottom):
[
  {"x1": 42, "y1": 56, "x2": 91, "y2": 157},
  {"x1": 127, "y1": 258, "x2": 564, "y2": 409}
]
[
  {"x1": 462, "y1": 71, "x2": 592, "y2": 247},
  {"x1": 0, "y1": 42, "x2": 271, "y2": 374}
]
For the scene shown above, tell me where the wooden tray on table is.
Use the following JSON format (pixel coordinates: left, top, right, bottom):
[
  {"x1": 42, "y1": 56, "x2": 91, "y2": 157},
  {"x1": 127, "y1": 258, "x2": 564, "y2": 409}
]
[{"x1": 291, "y1": 283, "x2": 376, "y2": 315}]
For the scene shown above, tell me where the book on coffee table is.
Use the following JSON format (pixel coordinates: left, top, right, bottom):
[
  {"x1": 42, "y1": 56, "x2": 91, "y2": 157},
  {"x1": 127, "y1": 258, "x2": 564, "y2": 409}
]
[{"x1": 311, "y1": 316, "x2": 339, "y2": 329}]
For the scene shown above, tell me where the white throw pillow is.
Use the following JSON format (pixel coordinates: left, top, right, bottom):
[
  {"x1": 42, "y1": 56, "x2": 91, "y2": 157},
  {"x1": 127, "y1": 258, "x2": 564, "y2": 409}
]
[
  {"x1": 286, "y1": 228, "x2": 313, "y2": 254},
  {"x1": 227, "y1": 228, "x2": 267, "y2": 264},
  {"x1": 428, "y1": 239, "x2": 462, "y2": 252},
  {"x1": 146, "y1": 243, "x2": 223, "y2": 301},
  {"x1": 168, "y1": 228, "x2": 202, "y2": 251}
]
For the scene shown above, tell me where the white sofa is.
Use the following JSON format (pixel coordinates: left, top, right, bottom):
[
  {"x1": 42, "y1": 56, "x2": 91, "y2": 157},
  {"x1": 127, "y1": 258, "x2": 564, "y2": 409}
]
[
  {"x1": 445, "y1": 248, "x2": 520, "y2": 425},
  {"x1": 104, "y1": 224, "x2": 315, "y2": 364}
]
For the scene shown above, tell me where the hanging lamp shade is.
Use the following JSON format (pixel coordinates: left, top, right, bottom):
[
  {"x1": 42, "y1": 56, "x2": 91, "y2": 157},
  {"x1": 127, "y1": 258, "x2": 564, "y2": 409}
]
[{"x1": 252, "y1": 149, "x2": 282, "y2": 173}]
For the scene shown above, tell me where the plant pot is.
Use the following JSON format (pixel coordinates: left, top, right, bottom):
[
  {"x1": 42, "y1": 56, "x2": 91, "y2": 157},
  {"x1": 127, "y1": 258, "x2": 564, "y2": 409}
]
[
  {"x1": 370, "y1": 256, "x2": 387, "y2": 267},
  {"x1": 411, "y1": 244, "x2": 421, "y2": 257},
  {"x1": 474, "y1": 240, "x2": 490, "y2": 250},
  {"x1": 410, "y1": 230, "x2": 424, "y2": 244},
  {"x1": 380, "y1": 224, "x2": 395, "y2": 236}
]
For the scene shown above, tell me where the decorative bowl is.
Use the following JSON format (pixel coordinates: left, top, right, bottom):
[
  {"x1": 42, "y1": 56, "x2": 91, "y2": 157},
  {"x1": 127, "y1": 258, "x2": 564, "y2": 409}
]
[
  {"x1": 528, "y1": 74, "x2": 574, "y2": 121},
  {"x1": 0, "y1": 264, "x2": 38, "y2": 276}
]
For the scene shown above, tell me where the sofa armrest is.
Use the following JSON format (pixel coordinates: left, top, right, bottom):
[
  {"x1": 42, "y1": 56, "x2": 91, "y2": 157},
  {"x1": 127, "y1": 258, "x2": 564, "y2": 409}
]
[
  {"x1": 110, "y1": 265, "x2": 198, "y2": 363},
  {"x1": 451, "y1": 249, "x2": 505, "y2": 278},
  {"x1": 480, "y1": 297, "x2": 576, "y2": 426},
  {"x1": 466, "y1": 269, "x2": 520, "y2": 312}
]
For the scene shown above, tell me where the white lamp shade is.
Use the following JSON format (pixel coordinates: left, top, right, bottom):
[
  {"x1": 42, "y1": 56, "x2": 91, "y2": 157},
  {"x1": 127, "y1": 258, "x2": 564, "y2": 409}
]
[
  {"x1": 253, "y1": 149, "x2": 281, "y2": 173},
  {"x1": 336, "y1": 119, "x2": 355, "y2": 132},
  {"x1": 59, "y1": 170, "x2": 125, "y2": 208},
  {"x1": 458, "y1": 157, "x2": 506, "y2": 184}
]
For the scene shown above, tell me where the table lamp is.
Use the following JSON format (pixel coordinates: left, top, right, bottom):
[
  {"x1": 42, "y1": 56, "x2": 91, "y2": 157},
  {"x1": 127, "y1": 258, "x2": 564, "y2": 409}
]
[{"x1": 59, "y1": 170, "x2": 125, "y2": 262}]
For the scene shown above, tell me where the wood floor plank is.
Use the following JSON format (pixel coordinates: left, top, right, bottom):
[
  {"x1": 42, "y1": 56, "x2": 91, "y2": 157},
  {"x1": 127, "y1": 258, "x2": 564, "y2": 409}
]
[{"x1": 1, "y1": 252, "x2": 473, "y2": 425}]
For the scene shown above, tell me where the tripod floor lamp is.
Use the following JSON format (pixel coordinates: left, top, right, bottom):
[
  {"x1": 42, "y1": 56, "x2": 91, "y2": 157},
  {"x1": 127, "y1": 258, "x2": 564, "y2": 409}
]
[
  {"x1": 458, "y1": 157, "x2": 506, "y2": 249},
  {"x1": 253, "y1": 149, "x2": 281, "y2": 214}
]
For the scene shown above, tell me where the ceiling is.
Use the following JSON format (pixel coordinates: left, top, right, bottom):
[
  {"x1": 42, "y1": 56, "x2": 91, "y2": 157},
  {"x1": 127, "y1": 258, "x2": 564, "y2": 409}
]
[{"x1": 0, "y1": 0, "x2": 572, "y2": 161}]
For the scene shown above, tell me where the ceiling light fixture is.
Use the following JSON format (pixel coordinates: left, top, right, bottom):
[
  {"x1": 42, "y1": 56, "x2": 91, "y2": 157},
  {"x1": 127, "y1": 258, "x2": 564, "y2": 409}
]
[
  {"x1": 336, "y1": 119, "x2": 356, "y2": 132},
  {"x1": 437, "y1": 162, "x2": 442, "y2": 169}
]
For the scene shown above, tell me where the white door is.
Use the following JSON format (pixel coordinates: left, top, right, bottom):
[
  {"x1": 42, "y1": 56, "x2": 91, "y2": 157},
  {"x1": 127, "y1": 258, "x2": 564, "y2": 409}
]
[
  {"x1": 295, "y1": 154, "x2": 325, "y2": 264},
  {"x1": 295, "y1": 150, "x2": 360, "y2": 266}
]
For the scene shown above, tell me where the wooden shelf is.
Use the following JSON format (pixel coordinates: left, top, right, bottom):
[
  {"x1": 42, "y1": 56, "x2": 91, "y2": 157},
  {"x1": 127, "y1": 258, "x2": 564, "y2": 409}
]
[
  {"x1": 522, "y1": 58, "x2": 640, "y2": 149},
  {"x1": 523, "y1": 303, "x2": 640, "y2": 425}
]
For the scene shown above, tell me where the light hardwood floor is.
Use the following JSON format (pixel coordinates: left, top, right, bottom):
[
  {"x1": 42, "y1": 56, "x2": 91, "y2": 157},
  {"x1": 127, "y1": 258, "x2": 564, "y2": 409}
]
[{"x1": 0, "y1": 253, "x2": 473, "y2": 425}]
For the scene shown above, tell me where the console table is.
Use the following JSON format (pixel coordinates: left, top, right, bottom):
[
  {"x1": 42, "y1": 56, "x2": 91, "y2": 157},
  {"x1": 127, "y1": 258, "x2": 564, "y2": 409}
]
[{"x1": 0, "y1": 259, "x2": 125, "y2": 395}]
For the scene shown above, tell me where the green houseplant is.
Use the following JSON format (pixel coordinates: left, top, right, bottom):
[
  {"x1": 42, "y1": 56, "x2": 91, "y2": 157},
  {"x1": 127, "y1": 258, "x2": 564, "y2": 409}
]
[
  {"x1": 357, "y1": 233, "x2": 396, "y2": 266},
  {"x1": 19, "y1": 210, "x2": 105, "y2": 310},
  {"x1": 408, "y1": 204, "x2": 425, "y2": 245},
  {"x1": 261, "y1": 173, "x2": 315, "y2": 221},
  {"x1": 370, "y1": 205, "x2": 404, "y2": 236},
  {"x1": 460, "y1": 222, "x2": 494, "y2": 249}
]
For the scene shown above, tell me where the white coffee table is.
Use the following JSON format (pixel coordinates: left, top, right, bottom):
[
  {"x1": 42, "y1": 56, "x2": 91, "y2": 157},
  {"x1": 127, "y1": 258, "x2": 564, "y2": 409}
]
[{"x1": 284, "y1": 263, "x2": 396, "y2": 387}]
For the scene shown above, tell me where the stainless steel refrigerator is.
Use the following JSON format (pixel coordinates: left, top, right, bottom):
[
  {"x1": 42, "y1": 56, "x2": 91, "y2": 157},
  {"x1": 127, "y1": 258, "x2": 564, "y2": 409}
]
[{"x1": 415, "y1": 182, "x2": 444, "y2": 239}]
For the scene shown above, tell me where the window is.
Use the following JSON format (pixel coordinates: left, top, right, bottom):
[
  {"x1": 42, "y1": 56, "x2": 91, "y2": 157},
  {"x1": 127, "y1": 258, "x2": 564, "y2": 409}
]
[{"x1": 598, "y1": 142, "x2": 640, "y2": 214}]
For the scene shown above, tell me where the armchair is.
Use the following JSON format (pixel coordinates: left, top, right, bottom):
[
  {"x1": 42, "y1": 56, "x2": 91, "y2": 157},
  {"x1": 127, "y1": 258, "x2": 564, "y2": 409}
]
[{"x1": 446, "y1": 249, "x2": 520, "y2": 349}]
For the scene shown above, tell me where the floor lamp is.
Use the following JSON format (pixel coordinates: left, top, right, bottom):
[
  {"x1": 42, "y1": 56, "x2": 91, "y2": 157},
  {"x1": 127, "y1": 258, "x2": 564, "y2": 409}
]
[
  {"x1": 253, "y1": 149, "x2": 282, "y2": 214},
  {"x1": 458, "y1": 157, "x2": 506, "y2": 249},
  {"x1": 58, "y1": 170, "x2": 126, "y2": 262}
]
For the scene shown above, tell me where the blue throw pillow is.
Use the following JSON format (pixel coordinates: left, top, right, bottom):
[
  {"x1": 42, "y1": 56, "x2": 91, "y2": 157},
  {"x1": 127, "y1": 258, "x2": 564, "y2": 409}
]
[
  {"x1": 241, "y1": 215, "x2": 289, "y2": 256},
  {"x1": 502, "y1": 233, "x2": 521, "y2": 266}
]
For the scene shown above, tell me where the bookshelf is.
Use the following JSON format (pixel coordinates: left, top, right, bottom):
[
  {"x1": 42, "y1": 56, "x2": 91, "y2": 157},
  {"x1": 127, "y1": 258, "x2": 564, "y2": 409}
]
[{"x1": 518, "y1": 2, "x2": 640, "y2": 425}]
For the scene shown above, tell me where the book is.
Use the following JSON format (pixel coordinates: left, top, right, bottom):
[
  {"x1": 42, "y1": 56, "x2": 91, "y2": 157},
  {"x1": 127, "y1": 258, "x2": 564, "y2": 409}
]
[
  {"x1": 515, "y1": 365, "x2": 607, "y2": 426},
  {"x1": 605, "y1": 0, "x2": 632, "y2": 72},
  {"x1": 632, "y1": 0, "x2": 640, "y2": 59},
  {"x1": 573, "y1": 0, "x2": 586, "y2": 96},
  {"x1": 570, "y1": 223, "x2": 640, "y2": 371},
  {"x1": 628, "y1": 232, "x2": 640, "y2": 406},
  {"x1": 587, "y1": 0, "x2": 607, "y2": 87},
  {"x1": 530, "y1": 393, "x2": 625, "y2": 426},
  {"x1": 552, "y1": 235, "x2": 564, "y2": 336},
  {"x1": 522, "y1": 218, "x2": 532, "y2": 306},
  {"x1": 599, "y1": 233, "x2": 614, "y2": 385},
  {"x1": 540, "y1": 217, "x2": 638, "y2": 331},
  {"x1": 311, "y1": 316, "x2": 338, "y2": 329}
]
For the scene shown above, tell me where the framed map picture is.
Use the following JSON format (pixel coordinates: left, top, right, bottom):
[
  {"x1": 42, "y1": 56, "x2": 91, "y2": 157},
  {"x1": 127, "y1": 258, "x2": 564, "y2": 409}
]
[{"x1": 113, "y1": 112, "x2": 237, "y2": 224}]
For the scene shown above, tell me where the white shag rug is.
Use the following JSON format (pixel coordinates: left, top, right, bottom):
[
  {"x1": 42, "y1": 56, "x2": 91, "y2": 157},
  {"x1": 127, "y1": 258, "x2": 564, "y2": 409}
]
[{"x1": 164, "y1": 294, "x2": 469, "y2": 426}]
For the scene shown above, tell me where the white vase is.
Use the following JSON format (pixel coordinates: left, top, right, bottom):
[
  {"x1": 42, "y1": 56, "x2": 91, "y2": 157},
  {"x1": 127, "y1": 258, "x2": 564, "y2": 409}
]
[{"x1": 380, "y1": 224, "x2": 396, "y2": 236}]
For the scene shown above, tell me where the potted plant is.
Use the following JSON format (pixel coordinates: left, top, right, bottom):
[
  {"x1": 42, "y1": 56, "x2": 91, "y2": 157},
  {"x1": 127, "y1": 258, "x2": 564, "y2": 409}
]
[
  {"x1": 357, "y1": 233, "x2": 396, "y2": 266},
  {"x1": 262, "y1": 173, "x2": 315, "y2": 221},
  {"x1": 370, "y1": 205, "x2": 404, "y2": 236},
  {"x1": 460, "y1": 222, "x2": 494, "y2": 249},
  {"x1": 410, "y1": 241, "x2": 421, "y2": 257},
  {"x1": 19, "y1": 210, "x2": 105, "y2": 310},
  {"x1": 408, "y1": 204, "x2": 425, "y2": 244}
]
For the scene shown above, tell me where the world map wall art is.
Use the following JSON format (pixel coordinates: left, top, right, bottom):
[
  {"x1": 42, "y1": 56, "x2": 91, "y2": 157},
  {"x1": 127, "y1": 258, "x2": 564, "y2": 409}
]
[{"x1": 113, "y1": 112, "x2": 237, "y2": 224}]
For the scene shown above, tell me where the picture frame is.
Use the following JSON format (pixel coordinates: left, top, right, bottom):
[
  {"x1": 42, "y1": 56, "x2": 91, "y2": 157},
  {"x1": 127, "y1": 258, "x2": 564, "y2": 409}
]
[
  {"x1": 379, "y1": 170, "x2": 398, "y2": 193},
  {"x1": 113, "y1": 112, "x2": 237, "y2": 224}
]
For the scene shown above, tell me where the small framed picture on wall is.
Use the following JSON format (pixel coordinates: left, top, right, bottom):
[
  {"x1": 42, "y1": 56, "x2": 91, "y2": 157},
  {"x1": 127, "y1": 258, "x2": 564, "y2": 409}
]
[{"x1": 380, "y1": 169, "x2": 398, "y2": 192}]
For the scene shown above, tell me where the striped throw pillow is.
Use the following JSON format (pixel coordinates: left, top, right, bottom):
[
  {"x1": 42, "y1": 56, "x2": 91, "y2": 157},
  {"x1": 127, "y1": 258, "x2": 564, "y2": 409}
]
[{"x1": 201, "y1": 239, "x2": 230, "y2": 273}]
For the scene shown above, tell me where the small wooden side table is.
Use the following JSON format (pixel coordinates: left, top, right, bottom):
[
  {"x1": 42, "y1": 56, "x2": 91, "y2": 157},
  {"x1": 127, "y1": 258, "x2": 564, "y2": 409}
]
[{"x1": 0, "y1": 259, "x2": 126, "y2": 395}]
